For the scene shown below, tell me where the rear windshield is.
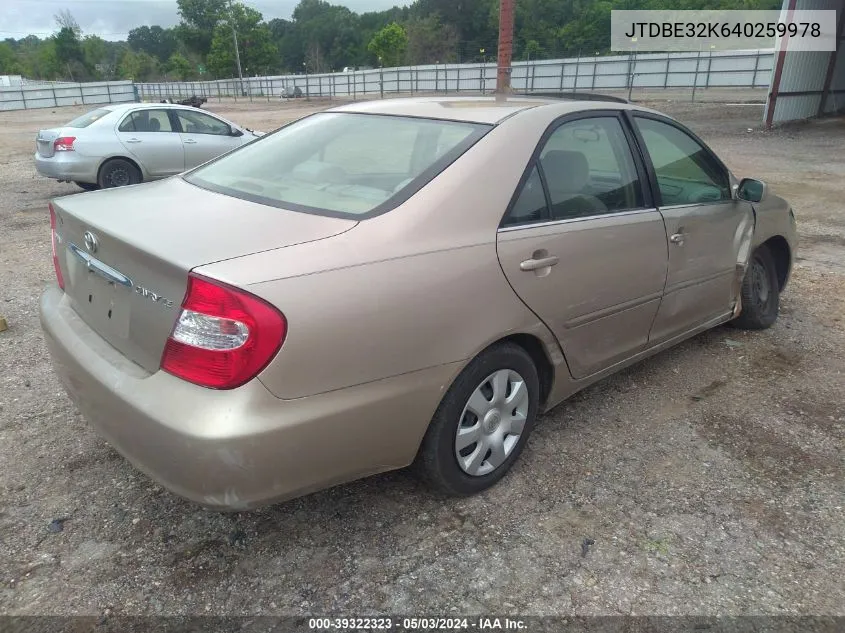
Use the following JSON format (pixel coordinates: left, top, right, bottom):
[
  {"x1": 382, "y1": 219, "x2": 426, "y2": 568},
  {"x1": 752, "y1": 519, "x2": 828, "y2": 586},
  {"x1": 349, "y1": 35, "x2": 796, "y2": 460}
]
[
  {"x1": 66, "y1": 108, "x2": 111, "y2": 128},
  {"x1": 184, "y1": 112, "x2": 490, "y2": 218}
]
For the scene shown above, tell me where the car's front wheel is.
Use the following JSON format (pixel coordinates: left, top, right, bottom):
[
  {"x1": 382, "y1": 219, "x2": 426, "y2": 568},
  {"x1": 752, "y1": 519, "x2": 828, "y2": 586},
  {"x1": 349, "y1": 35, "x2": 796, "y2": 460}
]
[
  {"x1": 98, "y1": 158, "x2": 141, "y2": 189},
  {"x1": 732, "y1": 243, "x2": 780, "y2": 330},
  {"x1": 417, "y1": 342, "x2": 540, "y2": 496}
]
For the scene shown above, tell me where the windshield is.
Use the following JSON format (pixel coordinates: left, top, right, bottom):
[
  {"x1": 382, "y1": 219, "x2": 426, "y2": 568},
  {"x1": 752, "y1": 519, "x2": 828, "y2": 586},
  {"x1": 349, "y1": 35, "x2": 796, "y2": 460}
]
[
  {"x1": 184, "y1": 112, "x2": 491, "y2": 218},
  {"x1": 66, "y1": 108, "x2": 111, "y2": 128}
]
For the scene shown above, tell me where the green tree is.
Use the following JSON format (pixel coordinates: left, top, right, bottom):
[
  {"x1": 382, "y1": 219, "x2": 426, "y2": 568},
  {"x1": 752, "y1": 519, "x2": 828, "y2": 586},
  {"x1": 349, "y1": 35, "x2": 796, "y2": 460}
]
[
  {"x1": 207, "y1": 3, "x2": 277, "y2": 77},
  {"x1": 367, "y1": 22, "x2": 408, "y2": 68},
  {"x1": 165, "y1": 52, "x2": 194, "y2": 79},
  {"x1": 82, "y1": 35, "x2": 110, "y2": 77},
  {"x1": 53, "y1": 27, "x2": 84, "y2": 65},
  {"x1": 177, "y1": 0, "x2": 229, "y2": 58},
  {"x1": 118, "y1": 49, "x2": 159, "y2": 81},
  {"x1": 405, "y1": 14, "x2": 458, "y2": 64},
  {"x1": 128, "y1": 25, "x2": 178, "y2": 62},
  {"x1": 0, "y1": 42, "x2": 23, "y2": 74}
]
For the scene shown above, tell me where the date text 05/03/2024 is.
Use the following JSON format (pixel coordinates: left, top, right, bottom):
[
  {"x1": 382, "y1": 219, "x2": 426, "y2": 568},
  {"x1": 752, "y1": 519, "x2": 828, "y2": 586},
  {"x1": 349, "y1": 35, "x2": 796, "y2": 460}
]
[{"x1": 307, "y1": 617, "x2": 527, "y2": 630}]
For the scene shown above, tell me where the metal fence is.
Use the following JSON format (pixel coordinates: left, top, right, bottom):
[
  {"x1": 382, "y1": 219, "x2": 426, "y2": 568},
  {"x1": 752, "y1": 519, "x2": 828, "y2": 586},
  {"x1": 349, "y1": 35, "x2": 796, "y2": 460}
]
[
  {"x1": 138, "y1": 50, "x2": 774, "y2": 102},
  {"x1": 0, "y1": 51, "x2": 773, "y2": 111},
  {"x1": 0, "y1": 80, "x2": 136, "y2": 111}
]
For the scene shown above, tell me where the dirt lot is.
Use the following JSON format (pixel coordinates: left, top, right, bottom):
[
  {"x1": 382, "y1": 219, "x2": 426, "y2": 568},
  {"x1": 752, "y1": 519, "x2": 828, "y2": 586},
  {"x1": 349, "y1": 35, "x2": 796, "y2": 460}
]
[{"x1": 0, "y1": 94, "x2": 843, "y2": 617}]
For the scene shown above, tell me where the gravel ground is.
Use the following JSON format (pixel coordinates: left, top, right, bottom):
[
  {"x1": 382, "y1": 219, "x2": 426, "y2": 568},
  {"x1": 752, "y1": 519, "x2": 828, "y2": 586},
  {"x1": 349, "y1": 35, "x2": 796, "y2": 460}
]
[{"x1": 0, "y1": 95, "x2": 843, "y2": 617}]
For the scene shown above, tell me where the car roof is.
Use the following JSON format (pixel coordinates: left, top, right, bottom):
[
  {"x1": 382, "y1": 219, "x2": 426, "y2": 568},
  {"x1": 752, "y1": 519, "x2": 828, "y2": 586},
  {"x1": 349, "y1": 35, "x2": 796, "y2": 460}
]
[
  {"x1": 329, "y1": 95, "x2": 642, "y2": 125},
  {"x1": 103, "y1": 102, "x2": 200, "y2": 113}
]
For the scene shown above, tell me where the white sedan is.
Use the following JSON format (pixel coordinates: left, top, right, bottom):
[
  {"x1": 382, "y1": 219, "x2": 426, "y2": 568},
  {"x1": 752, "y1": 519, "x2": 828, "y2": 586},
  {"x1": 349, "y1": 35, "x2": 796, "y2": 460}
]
[{"x1": 34, "y1": 103, "x2": 262, "y2": 190}]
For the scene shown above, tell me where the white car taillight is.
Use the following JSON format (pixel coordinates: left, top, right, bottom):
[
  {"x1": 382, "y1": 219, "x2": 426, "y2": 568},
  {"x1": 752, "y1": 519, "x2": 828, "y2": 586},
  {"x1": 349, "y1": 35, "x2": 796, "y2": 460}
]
[{"x1": 53, "y1": 136, "x2": 76, "y2": 152}]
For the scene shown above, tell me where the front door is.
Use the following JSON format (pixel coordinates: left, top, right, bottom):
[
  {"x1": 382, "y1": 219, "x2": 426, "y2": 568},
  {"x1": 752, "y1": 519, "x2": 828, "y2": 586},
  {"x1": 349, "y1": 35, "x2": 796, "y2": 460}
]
[
  {"x1": 631, "y1": 115, "x2": 755, "y2": 344},
  {"x1": 497, "y1": 114, "x2": 668, "y2": 380},
  {"x1": 173, "y1": 109, "x2": 242, "y2": 168},
  {"x1": 115, "y1": 109, "x2": 185, "y2": 177}
]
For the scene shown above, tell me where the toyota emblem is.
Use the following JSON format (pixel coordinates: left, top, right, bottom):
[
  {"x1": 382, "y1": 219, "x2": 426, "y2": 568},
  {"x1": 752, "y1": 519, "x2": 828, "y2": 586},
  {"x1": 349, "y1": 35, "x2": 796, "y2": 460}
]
[{"x1": 83, "y1": 231, "x2": 99, "y2": 253}]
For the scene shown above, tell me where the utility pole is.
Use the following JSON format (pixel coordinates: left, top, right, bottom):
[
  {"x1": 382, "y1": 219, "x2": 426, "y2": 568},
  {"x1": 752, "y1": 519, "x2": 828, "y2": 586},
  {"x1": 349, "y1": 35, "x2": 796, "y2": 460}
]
[
  {"x1": 227, "y1": 1, "x2": 244, "y2": 96},
  {"x1": 496, "y1": 0, "x2": 515, "y2": 94},
  {"x1": 231, "y1": 24, "x2": 244, "y2": 95}
]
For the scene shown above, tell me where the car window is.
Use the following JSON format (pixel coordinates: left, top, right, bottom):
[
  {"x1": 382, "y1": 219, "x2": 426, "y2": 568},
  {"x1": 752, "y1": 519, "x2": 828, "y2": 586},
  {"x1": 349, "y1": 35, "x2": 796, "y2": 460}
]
[
  {"x1": 634, "y1": 117, "x2": 731, "y2": 205},
  {"x1": 503, "y1": 165, "x2": 548, "y2": 227},
  {"x1": 118, "y1": 109, "x2": 174, "y2": 133},
  {"x1": 66, "y1": 108, "x2": 111, "y2": 128},
  {"x1": 538, "y1": 117, "x2": 643, "y2": 221},
  {"x1": 185, "y1": 112, "x2": 489, "y2": 217},
  {"x1": 320, "y1": 116, "x2": 415, "y2": 175},
  {"x1": 176, "y1": 110, "x2": 231, "y2": 136}
]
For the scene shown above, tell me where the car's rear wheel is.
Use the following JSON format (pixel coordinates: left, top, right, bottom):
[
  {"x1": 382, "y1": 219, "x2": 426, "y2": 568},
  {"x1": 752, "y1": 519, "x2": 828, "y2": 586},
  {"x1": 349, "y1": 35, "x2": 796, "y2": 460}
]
[
  {"x1": 74, "y1": 181, "x2": 99, "y2": 191},
  {"x1": 732, "y1": 244, "x2": 780, "y2": 330},
  {"x1": 98, "y1": 158, "x2": 141, "y2": 189},
  {"x1": 417, "y1": 343, "x2": 540, "y2": 496}
]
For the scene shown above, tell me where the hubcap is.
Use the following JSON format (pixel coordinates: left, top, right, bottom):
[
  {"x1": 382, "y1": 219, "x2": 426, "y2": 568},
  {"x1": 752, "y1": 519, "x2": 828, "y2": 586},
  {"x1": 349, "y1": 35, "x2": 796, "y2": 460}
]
[
  {"x1": 454, "y1": 369, "x2": 530, "y2": 477},
  {"x1": 107, "y1": 167, "x2": 130, "y2": 187}
]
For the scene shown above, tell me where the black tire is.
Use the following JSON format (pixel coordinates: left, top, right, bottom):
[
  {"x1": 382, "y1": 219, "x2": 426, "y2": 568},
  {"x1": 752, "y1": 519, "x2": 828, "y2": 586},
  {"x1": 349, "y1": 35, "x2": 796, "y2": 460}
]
[
  {"x1": 74, "y1": 181, "x2": 99, "y2": 191},
  {"x1": 732, "y1": 244, "x2": 780, "y2": 330},
  {"x1": 416, "y1": 342, "x2": 540, "y2": 496},
  {"x1": 98, "y1": 158, "x2": 141, "y2": 189}
]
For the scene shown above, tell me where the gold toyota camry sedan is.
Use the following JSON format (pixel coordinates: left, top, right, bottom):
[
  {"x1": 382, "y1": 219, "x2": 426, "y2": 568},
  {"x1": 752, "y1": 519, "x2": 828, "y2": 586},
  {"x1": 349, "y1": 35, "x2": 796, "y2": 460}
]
[{"x1": 40, "y1": 96, "x2": 797, "y2": 510}]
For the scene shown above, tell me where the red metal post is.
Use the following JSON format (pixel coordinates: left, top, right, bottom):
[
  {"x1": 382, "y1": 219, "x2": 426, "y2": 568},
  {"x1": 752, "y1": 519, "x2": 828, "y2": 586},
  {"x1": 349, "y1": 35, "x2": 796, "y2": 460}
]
[{"x1": 496, "y1": 0, "x2": 515, "y2": 94}]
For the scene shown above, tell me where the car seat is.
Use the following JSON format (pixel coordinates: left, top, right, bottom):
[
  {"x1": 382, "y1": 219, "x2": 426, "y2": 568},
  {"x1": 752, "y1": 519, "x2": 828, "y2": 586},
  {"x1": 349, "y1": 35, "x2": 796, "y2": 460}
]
[{"x1": 540, "y1": 149, "x2": 607, "y2": 218}]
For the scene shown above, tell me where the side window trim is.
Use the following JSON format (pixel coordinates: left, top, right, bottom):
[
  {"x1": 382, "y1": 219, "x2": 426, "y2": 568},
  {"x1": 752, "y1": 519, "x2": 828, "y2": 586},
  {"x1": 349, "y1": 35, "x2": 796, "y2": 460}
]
[
  {"x1": 499, "y1": 109, "x2": 653, "y2": 229},
  {"x1": 625, "y1": 111, "x2": 731, "y2": 208}
]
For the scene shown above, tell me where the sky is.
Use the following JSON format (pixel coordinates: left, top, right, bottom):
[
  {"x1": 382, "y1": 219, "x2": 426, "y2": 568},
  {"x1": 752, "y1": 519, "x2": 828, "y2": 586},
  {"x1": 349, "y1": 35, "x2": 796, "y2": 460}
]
[{"x1": 3, "y1": 0, "x2": 408, "y2": 41}]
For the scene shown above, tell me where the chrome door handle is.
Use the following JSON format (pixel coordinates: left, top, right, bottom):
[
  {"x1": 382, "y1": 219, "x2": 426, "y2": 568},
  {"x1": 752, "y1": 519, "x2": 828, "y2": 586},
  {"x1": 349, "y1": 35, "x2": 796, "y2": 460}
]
[
  {"x1": 125, "y1": 138, "x2": 142, "y2": 144},
  {"x1": 520, "y1": 256, "x2": 559, "y2": 271},
  {"x1": 183, "y1": 139, "x2": 197, "y2": 144},
  {"x1": 669, "y1": 233, "x2": 686, "y2": 245}
]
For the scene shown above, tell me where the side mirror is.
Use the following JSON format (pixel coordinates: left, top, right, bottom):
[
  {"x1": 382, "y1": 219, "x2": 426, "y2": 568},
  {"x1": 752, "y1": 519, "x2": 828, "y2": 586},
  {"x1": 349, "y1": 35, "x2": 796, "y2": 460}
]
[
  {"x1": 736, "y1": 178, "x2": 767, "y2": 203},
  {"x1": 230, "y1": 128, "x2": 244, "y2": 138}
]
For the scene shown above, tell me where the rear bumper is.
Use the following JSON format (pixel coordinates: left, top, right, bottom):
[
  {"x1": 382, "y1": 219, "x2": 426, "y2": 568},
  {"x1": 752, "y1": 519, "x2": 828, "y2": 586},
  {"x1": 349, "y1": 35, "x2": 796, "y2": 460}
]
[
  {"x1": 34, "y1": 153, "x2": 98, "y2": 183},
  {"x1": 40, "y1": 286, "x2": 457, "y2": 510}
]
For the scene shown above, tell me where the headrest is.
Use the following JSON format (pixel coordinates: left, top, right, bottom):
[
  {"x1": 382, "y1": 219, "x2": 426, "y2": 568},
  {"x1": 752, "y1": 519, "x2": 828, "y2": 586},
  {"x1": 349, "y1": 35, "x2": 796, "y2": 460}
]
[{"x1": 541, "y1": 149, "x2": 590, "y2": 192}]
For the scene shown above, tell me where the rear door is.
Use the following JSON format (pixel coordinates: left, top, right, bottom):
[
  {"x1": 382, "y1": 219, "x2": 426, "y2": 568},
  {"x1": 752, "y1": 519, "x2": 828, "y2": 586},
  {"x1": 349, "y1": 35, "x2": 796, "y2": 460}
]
[
  {"x1": 497, "y1": 112, "x2": 669, "y2": 380},
  {"x1": 173, "y1": 109, "x2": 243, "y2": 168},
  {"x1": 115, "y1": 109, "x2": 185, "y2": 177},
  {"x1": 629, "y1": 114, "x2": 754, "y2": 344}
]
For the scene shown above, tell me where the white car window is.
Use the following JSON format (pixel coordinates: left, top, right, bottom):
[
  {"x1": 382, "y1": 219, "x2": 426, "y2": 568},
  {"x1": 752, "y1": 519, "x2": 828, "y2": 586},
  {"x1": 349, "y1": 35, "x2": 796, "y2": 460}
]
[
  {"x1": 119, "y1": 110, "x2": 174, "y2": 133},
  {"x1": 176, "y1": 111, "x2": 231, "y2": 136}
]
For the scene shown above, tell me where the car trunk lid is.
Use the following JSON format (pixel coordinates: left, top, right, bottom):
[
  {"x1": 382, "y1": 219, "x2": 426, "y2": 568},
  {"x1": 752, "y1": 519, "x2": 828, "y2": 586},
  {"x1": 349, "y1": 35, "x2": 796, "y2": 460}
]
[
  {"x1": 36, "y1": 128, "x2": 61, "y2": 158},
  {"x1": 51, "y1": 177, "x2": 357, "y2": 372}
]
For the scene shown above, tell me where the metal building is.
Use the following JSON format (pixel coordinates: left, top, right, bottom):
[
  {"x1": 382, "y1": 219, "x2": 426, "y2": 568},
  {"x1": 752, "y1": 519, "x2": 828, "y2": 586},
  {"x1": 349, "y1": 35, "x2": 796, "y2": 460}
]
[{"x1": 764, "y1": 0, "x2": 845, "y2": 125}]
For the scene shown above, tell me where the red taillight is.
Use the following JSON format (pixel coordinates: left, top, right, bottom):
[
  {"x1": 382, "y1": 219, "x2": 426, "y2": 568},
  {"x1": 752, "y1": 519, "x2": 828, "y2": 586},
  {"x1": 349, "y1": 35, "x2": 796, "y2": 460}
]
[
  {"x1": 49, "y1": 203, "x2": 64, "y2": 290},
  {"x1": 160, "y1": 273, "x2": 286, "y2": 390},
  {"x1": 53, "y1": 136, "x2": 76, "y2": 152}
]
